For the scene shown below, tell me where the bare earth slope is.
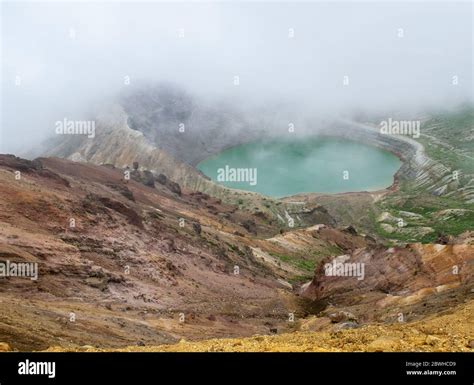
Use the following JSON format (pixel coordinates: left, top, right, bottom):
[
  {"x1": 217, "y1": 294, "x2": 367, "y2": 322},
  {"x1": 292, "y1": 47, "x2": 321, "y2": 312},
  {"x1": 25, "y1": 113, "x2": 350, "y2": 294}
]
[
  {"x1": 55, "y1": 299, "x2": 473, "y2": 352},
  {"x1": 0, "y1": 155, "x2": 362, "y2": 350},
  {"x1": 0, "y1": 154, "x2": 472, "y2": 352}
]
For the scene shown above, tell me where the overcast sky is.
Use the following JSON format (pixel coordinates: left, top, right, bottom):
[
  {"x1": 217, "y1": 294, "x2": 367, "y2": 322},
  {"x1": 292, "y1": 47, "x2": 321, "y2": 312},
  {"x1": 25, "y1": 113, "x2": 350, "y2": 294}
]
[{"x1": 1, "y1": 1, "x2": 472, "y2": 153}]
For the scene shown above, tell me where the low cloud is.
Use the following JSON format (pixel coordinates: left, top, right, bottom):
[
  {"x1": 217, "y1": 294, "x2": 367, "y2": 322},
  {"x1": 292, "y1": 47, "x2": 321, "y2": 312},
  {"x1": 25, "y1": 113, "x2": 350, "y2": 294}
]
[{"x1": 1, "y1": 1, "x2": 472, "y2": 154}]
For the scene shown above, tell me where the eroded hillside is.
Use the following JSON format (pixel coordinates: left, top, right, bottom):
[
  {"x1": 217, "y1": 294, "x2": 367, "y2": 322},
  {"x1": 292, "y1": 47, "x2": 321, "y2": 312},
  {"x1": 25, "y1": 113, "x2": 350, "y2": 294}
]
[
  {"x1": 0, "y1": 155, "x2": 364, "y2": 350},
  {"x1": 0, "y1": 154, "x2": 472, "y2": 352},
  {"x1": 48, "y1": 299, "x2": 474, "y2": 352}
]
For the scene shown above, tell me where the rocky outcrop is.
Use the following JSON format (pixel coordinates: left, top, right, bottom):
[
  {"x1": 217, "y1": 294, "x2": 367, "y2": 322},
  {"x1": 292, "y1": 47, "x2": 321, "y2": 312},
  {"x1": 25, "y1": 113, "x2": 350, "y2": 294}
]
[
  {"x1": 0, "y1": 155, "x2": 70, "y2": 187},
  {"x1": 301, "y1": 238, "x2": 474, "y2": 323},
  {"x1": 155, "y1": 173, "x2": 181, "y2": 196},
  {"x1": 83, "y1": 193, "x2": 143, "y2": 228}
]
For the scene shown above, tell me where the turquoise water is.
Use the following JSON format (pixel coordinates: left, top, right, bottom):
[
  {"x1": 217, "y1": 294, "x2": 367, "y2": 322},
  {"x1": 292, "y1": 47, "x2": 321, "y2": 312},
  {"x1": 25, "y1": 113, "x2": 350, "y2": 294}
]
[{"x1": 197, "y1": 137, "x2": 401, "y2": 198}]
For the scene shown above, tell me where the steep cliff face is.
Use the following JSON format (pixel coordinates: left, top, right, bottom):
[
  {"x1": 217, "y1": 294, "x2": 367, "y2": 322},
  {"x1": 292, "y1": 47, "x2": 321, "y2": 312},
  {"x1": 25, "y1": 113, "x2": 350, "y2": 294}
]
[
  {"x1": 46, "y1": 105, "x2": 211, "y2": 188},
  {"x1": 324, "y1": 120, "x2": 469, "y2": 201},
  {"x1": 300, "y1": 237, "x2": 474, "y2": 325},
  {"x1": 40, "y1": 100, "x2": 333, "y2": 228},
  {"x1": 121, "y1": 84, "x2": 261, "y2": 166}
]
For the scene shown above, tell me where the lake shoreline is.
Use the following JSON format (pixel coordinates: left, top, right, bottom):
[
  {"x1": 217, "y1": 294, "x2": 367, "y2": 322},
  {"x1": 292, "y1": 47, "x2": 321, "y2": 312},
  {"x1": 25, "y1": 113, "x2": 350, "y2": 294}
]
[{"x1": 196, "y1": 136, "x2": 402, "y2": 198}]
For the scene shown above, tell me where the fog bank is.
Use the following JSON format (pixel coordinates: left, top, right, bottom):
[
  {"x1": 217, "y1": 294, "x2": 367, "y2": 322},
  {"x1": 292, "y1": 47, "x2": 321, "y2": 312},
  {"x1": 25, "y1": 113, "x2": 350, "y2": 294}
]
[{"x1": 1, "y1": 1, "x2": 472, "y2": 154}]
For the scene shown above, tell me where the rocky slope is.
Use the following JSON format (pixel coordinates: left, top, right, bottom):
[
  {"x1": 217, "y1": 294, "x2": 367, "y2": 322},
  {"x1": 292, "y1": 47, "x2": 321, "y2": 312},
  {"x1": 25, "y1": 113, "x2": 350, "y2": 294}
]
[
  {"x1": 47, "y1": 298, "x2": 473, "y2": 352},
  {"x1": 0, "y1": 154, "x2": 472, "y2": 351},
  {"x1": 0, "y1": 154, "x2": 366, "y2": 351},
  {"x1": 301, "y1": 236, "x2": 473, "y2": 324}
]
